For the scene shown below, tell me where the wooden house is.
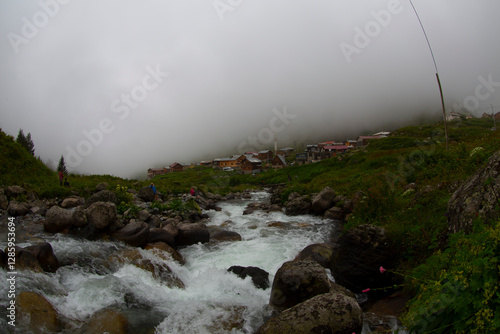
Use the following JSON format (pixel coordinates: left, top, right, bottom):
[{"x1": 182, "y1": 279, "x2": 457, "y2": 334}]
[
  {"x1": 257, "y1": 150, "x2": 273, "y2": 163},
  {"x1": 213, "y1": 157, "x2": 240, "y2": 169},
  {"x1": 169, "y1": 162, "x2": 184, "y2": 172},
  {"x1": 271, "y1": 155, "x2": 286, "y2": 169},
  {"x1": 147, "y1": 167, "x2": 168, "y2": 179},
  {"x1": 277, "y1": 147, "x2": 295, "y2": 157},
  {"x1": 241, "y1": 157, "x2": 262, "y2": 174}
]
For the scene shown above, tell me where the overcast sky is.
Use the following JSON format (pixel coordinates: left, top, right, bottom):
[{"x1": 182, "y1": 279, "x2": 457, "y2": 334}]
[{"x1": 1, "y1": 0, "x2": 499, "y2": 178}]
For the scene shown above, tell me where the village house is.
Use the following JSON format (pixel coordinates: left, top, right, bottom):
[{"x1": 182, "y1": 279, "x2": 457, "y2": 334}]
[
  {"x1": 147, "y1": 167, "x2": 168, "y2": 179},
  {"x1": 169, "y1": 162, "x2": 183, "y2": 172},
  {"x1": 241, "y1": 157, "x2": 262, "y2": 174},
  {"x1": 446, "y1": 111, "x2": 462, "y2": 121},
  {"x1": 276, "y1": 147, "x2": 295, "y2": 157},
  {"x1": 323, "y1": 145, "x2": 350, "y2": 158},
  {"x1": 344, "y1": 139, "x2": 357, "y2": 147},
  {"x1": 213, "y1": 157, "x2": 240, "y2": 169},
  {"x1": 257, "y1": 150, "x2": 273, "y2": 163},
  {"x1": 271, "y1": 155, "x2": 287, "y2": 169},
  {"x1": 296, "y1": 152, "x2": 307, "y2": 165}
]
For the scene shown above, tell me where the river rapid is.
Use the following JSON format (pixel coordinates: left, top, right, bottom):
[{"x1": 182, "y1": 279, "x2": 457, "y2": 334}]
[{"x1": 1, "y1": 191, "x2": 337, "y2": 333}]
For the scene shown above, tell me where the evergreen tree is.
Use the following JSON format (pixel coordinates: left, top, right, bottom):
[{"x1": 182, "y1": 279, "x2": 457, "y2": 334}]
[
  {"x1": 25, "y1": 133, "x2": 35, "y2": 156},
  {"x1": 57, "y1": 155, "x2": 67, "y2": 174},
  {"x1": 16, "y1": 129, "x2": 35, "y2": 155},
  {"x1": 16, "y1": 129, "x2": 27, "y2": 148}
]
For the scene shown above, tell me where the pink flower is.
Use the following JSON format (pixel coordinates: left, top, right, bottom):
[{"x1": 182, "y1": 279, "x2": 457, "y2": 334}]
[
  {"x1": 362, "y1": 288, "x2": 370, "y2": 293},
  {"x1": 380, "y1": 266, "x2": 386, "y2": 274}
]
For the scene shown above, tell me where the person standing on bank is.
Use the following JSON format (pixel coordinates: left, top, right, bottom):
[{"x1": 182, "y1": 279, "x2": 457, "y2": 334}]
[{"x1": 150, "y1": 182, "x2": 157, "y2": 199}]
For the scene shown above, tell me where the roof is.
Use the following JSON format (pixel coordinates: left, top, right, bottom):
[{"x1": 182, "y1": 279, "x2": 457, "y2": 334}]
[
  {"x1": 169, "y1": 162, "x2": 183, "y2": 168},
  {"x1": 213, "y1": 157, "x2": 238, "y2": 162},
  {"x1": 278, "y1": 147, "x2": 294, "y2": 151},
  {"x1": 372, "y1": 131, "x2": 390, "y2": 136},
  {"x1": 273, "y1": 155, "x2": 286, "y2": 165},
  {"x1": 258, "y1": 150, "x2": 272, "y2": 154},
  {"x1": 245, "y1": 158, "x2": 262, "y2": 163}
]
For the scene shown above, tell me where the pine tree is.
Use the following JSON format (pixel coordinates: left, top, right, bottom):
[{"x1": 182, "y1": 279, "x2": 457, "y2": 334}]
[
  {"x1": 16, "y1": 129, "x2": 35, "y2": 155},
  {"x1": 57, "y1": 155, "x2": 67, "y2": 174},
  {"x1": 16, "y1": 129, "x2": 27, "y2": 148},
  {"x1": 25, "y1": 133, "x2": 35, "y2": 156}
]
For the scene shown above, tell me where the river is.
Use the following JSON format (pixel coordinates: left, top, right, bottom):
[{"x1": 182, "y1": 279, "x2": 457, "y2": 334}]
[{"x1": 0, "y1": 191, "x2": 403, "y2": 333}]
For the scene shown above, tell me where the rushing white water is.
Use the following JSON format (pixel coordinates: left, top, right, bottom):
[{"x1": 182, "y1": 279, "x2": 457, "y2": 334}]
[{"x1": 1, "y1": 191, "x2": 337, "y2": 334}]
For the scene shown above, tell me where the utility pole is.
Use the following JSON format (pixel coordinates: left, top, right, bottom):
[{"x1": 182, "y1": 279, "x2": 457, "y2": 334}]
[{"x1": 492, "y1": 104, "x2": 497, "y2": 131}]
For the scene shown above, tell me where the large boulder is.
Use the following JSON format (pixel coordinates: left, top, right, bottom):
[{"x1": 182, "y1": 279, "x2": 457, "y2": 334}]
[
  {"x1": 269, "y1": 260, "x2": 332, "y2": 311},
  {"x1": 176, "y1": 223, "x2": 210, "y2": 246},
  {"x1": 84, "y1": 190, "x2": 118, "y2": 208},
  {"x1": 7, "y1": 200, "x2": 30, "y2": 216},
  {"x1": 285, "y1": 195, "x2": 311, "y2": 216},
  {"x1": 446, "y1": 151, "x2": 500, "y2": 234},
  {"x1": 85, "y1": 201, "x2": 117, "y2": 230},
  {"x1": 43, "y1": 206, "x2": 73, "y2": 233},
  {"x1": 311, "y1": 186, "x2": 336, "y2": 215},
  {"x1": 16, "y1": 291, "x2": 60, "y2": 333},
  {"x1": 323, "y1": 206, "x2": 345, "y2": 221},
  {"x1": 25, "y1": 243, "x2": 60, "y2": 273},
  {"x1": 293, "y1": 243, "x2": 335, "y2": 269},
  {"x1": 113, "y1": 220, "x2": 150, "y2": 247},
  {"x1": 61, "y1": 196, "x2": 85, "y2": 208},
  {"x1": 255, "y1": 292, "x2": 363, "y2": 334},
  {"x1": 209, "y1": 228, "x2": 242, "y2": 243},
  {"x1": 15, "y1": 248, "x2": 43, "y2": 272},
  {"x1": 137, "y1": 186, "x2": 155, "y2": 202},
  {"x1": 330, "y1": 224, "x2": 393, "y2": 293},
  {"x1": 145, "y1": 242, "x2": 185, "y2": 265},
  {"x1": 85, "y1": 309, "x2": 129, "y2": 334},
  {"x1": 148, "y1": 228, "x2": 176, "y2": 248},
  {"x1": 228, "y1": 266, "x2": 270, "y2": 290}
]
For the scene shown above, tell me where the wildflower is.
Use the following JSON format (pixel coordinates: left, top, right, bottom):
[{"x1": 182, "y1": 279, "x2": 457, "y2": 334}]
[
  {"x1": 380, "y1": 266, "x2": 386, "y2": 274},
  {"x1": 362, "y1": 288, "x2": 370, "y2": 293}
]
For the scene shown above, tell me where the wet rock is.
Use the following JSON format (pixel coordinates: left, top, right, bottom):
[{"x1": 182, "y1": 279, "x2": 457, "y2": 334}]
[
  {"x1": 7, "y1": 200, "x2": 30, "y2": 216},
  {"x1": 84, "y1": 190, "x2": 118, "y2": 208},
  {"x1": 447, "y1": 150, "x2": 500, "y2": 234},
  {"x1": 85, "y1": 201, "x2": 118, "y2": 230},
  {"x1": 148, "y1": 227, "x2": 176, "y2": 248},
  {"x1": 330, "y1": 224, "x2": 393, "y2": 293},
  {"x1": 256, "y1": 292, "x2": 362, "y2": 334},
  {"x1": 311, "y1": 186, "x2": 336, "y2": 214},
  {"x1": 210, "y1": 228, "x2": 242, "y2": 243},
  {"x1": 145, "y1": 241, "x2": 185, "y2": 265},
  {"x1": 15, "y1": 248, "x2": 43, "y2": 272},
  {"x1": 176, "y1": 223, "x2": 210, "y2": 246},
  {"x1": 61, "y1": 196, "x2": 85, "y2": 208},
  {"x1": 25, "y1": 242, "x2": 59, "y2": 273},
  {"x1": 266, "y1": 221, "x2": 287, "y2": 228},
  {"x1": 71, "y1": 206, "x2": 88, "y2": 227},
  {"x1": 285, "y1": 195, "x2": 311, "y2": 216},
  {"x1": 162, "y1": 223, "x2": 179, "y2": 238},
  {"x1": 324, "y1": 206, "x2": 345, "y2": 221},
  {"x1": 269, "y1": 260, "x2": 332, "y2": 311},
  {"x1": 112, "y1": 220, "x2": 150, "y2": 247},
  {"x1": 293, "y1": 243, "x2": 335, "y2": 269},
  {"x1": 85, "y1": 309, "x2": 129, "y2": 334},
  {"x1": 137, "y1": 186, "x2": 155, "y2": 202},
  {"x1": 228, "y1": 266, "x2": 270, "y2": 290},
  {"x1": 43, "y1": 206, "x2": 73, "y2": 233},
  {"x1": 17, "y1": 291, "x2": 60, "y2": 333}
]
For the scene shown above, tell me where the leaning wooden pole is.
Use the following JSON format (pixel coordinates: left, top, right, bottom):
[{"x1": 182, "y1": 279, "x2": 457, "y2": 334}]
[{"x1": 436, "y1": 73, "x2": 449, "y2": 151}]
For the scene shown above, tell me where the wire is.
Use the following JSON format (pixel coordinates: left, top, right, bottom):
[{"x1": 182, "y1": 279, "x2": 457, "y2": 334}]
[{"x1": 409, "y1": 0, "x2": 439, "y2": 74}]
